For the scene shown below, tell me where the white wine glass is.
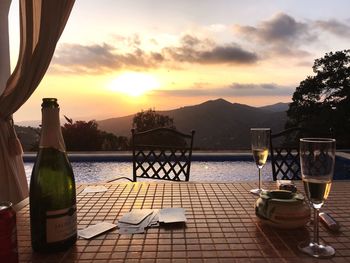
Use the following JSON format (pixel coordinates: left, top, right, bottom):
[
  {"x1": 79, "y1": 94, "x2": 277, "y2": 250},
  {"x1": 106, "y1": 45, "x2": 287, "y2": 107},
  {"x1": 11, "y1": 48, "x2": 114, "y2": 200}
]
[
  {"x1": 299, "y1": 138, "x2": 336, "y2": 258},
  {"x1": 250, "y1": 128, "x2": 270, "y2": 195}
]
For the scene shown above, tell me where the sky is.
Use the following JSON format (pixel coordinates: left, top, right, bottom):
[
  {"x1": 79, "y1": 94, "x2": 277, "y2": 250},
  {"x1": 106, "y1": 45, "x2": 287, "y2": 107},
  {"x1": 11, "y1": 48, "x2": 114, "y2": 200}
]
[{"x1": 7, "y1": 0, "x2": 350, "y2": 122}]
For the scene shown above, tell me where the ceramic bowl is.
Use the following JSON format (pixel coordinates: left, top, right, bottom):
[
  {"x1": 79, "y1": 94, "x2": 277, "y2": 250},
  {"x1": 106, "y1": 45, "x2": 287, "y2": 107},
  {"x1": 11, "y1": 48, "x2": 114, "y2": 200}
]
[{"x1": 255, "y1": 190, "x2": 311, "y2": 229}]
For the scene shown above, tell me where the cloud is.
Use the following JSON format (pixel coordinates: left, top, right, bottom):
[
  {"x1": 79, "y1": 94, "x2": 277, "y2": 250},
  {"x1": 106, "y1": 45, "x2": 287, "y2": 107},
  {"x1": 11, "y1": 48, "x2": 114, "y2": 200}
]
[
  {"x1": 50, "y1": 14, "x2": 350, "y2": 75},
  {"x1": 51, "y1": 34, "x2": 258, "y2": 74},
  {"x1": 314, "y1": 19, "x2": 350, "y2": 37},
  {"x1": 151, "y1": 82, "x2": 295, "y2": 97},
  {"x1": 234, "y1": 13, "x2": 350, "y2": 59},
  {"x1": 229, "y1": 83, "x2": 295, "y2": 96},
  {"x1": 234, "y1": 13, "x2": 315, "y2": 57},
  {"x1": 53, "y1": 43, "x2": 117, "y2": 69},
  {"x1": 51, "y1": 43, "x2": 163, "y2": 74},
  {"x1": 236, "y1": 13, "x2": 314, "y2": 44},
  {"x1": 206, "y1": 24, "x2": 228, "y2": 32},
  {"x1": 163, "y1": 35, "x2": 258, "y2": 64}
]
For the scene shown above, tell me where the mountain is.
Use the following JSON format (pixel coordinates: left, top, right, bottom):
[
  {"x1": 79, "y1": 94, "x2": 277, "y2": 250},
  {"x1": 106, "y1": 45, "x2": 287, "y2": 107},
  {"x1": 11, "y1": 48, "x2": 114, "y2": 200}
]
[
  {"x1": 95, "y1": 115, "x2": 134, "y2": 139},
  {"x1": 97, "y1": 98, "x2": 288, "y2": 149},
  {"x1": 259, "y1": 102, "x2": 289, "y2": 112},
  {"x1": 15, "y1": 120, "x2": 41, "y2": 128}
]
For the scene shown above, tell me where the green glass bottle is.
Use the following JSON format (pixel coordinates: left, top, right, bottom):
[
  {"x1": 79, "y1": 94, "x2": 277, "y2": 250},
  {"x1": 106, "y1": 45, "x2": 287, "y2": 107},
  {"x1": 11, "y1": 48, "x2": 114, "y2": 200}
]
[{"x1": 29, "y1": 98, "x2": 77, "y2": 253}]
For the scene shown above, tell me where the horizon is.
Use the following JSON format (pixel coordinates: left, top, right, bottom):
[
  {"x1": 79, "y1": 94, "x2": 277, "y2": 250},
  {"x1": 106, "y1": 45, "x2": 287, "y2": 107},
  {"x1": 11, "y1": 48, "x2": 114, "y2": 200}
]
[
  {"x1": 6, "y1": 0, "x2": 350, "y2": 122},
  {"x1": 15, "y1": 98, "x2": 290, "y2": 126}
]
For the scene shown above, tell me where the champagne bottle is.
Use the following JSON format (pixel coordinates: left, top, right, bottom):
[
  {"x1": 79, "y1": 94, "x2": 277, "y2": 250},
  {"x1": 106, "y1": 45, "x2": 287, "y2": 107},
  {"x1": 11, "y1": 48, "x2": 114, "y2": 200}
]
[{"x1": 29, "y1": 98, "x2": 77, "y2": 253}]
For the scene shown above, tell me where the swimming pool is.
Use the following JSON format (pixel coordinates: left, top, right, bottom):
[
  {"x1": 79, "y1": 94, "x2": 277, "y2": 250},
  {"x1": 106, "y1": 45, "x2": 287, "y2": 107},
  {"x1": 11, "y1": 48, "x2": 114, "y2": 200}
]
[
  {"x1": 24, "y1": 161, "x2": 273, "y2": 183},
  {"x1": 23, "y1": 152, "x2": 350, "y2": 183}
]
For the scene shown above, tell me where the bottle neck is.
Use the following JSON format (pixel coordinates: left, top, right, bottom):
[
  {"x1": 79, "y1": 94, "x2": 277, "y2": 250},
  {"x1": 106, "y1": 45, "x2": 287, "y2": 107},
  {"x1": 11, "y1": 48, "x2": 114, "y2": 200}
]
[{"x1": 40, "y1": 107, "x2": 66, "y2": 152}]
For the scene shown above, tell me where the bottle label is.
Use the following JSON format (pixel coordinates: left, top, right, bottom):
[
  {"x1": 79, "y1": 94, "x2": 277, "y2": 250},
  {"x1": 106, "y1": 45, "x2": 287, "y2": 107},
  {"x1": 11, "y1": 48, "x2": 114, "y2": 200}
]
[{"x1": 46, "y1": 206, "x2": 77, "y2": 243}]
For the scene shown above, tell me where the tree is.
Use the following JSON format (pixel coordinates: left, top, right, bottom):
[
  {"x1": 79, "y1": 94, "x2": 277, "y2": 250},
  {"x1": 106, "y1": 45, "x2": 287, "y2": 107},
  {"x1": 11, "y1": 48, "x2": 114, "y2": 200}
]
[
  {"x1": 100, "y1": 131, "x2": 129, "y2": 151},
  {"x1": 131, "y1": 109, "x2": 184, "y2": 146},
  {"x1": 14, "y1": 125, "x2": 40, "y2": 151},
  {"x1": 286, "y1": 50, "x2": 350, "y2": 147},
  {"x1": 62, "y1": 120, "x2": 102, "y2": 151},
  {"x1": 132, "y1": 108, "x2": 175, "y2": 132},
  {"x1": 62, "y1": 119, "x2": 129, "y2": 151}
]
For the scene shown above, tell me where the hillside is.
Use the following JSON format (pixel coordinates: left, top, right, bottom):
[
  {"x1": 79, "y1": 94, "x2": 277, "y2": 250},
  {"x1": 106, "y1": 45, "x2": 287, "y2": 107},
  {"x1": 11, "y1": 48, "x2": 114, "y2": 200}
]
[
  {"x1": 97, "y1": 98, "x2": 288, "y2": 149},
  {"x1": 15, "y1": 125, "x2": 40, "y2": 151},
  {"x1": 259, "y1": 102, "x2": 289, "y2": 112}
]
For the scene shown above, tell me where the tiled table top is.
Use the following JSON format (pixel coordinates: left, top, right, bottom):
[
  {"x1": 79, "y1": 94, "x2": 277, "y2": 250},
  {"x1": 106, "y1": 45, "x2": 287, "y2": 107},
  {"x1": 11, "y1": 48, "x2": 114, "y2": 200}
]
[{"x1": 16, "y1": 181, "x2": 350, "y2": 263}]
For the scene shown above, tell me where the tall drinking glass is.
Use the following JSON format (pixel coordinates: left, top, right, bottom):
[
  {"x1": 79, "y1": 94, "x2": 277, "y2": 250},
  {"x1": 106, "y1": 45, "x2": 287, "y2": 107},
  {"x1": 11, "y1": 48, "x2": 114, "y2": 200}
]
[
  {"x1": 250, "y1": 128, "x2": 270, "y2": 195},
  {"x1": 299, "y1": 138, "x2": 336, "y2": 258}
]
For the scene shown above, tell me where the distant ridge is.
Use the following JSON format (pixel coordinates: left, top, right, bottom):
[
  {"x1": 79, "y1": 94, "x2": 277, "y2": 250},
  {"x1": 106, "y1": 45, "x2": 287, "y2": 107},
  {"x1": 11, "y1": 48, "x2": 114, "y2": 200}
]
[
  {"x1": 15, "y1": 119, "x2": 41, "y2": 128},
  {"x1": 97, "y1": 98, "x2": 288, "y2": 149},
  {"x1": 259, "y1": 102, "x2": 289, "y2": 112}
]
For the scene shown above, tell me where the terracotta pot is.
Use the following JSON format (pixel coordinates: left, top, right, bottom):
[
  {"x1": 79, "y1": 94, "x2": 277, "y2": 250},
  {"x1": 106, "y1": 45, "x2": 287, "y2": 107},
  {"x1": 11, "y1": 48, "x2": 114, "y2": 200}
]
[{"x1": 255, "y1": 190, "x2": 311, "y2": 229}]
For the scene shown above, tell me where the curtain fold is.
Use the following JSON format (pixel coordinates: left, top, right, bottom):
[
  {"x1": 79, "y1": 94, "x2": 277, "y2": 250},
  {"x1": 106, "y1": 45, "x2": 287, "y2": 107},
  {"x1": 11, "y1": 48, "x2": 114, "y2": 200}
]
[
  {"x1": 0, "y1": 0, "x2": 75, "y2": 204},
  {"x1": 0, "y1": 0, "x2": 11, "y2": 96}
]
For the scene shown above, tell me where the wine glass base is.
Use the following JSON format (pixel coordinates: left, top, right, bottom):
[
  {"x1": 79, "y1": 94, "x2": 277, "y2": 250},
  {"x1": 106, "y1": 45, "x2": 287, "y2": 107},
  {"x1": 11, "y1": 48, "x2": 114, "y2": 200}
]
[
  {"x1": 249, "y1": 188, "x2": 265, "y2": 196},
  {"x1": 298, "y1": 241, "x2": 335, "y2": 258}
]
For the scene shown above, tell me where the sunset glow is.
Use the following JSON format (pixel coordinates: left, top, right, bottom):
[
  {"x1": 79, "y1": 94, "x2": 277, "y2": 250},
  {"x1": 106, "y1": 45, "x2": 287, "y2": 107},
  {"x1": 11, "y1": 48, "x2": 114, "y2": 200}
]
[
  {"x1": 6, "y1": 0, "x2": 350, "y2": 123},
  {"x1": 108, "y1": 72, "x2": 160, "y2": 97}
]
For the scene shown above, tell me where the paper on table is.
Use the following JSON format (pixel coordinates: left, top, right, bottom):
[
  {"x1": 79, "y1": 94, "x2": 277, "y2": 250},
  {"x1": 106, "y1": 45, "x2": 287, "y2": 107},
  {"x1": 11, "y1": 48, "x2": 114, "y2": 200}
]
[
  {"x1": 159, "y1": 208, "x2": 187, "y2": 223},
  {"x1": 117, "y1": 208, "x2": 186, "y2": 235},
  {"x1": 118, "y1": 210, "x2": 156, "y2": 234},
  {"x1": 82, "y1": 185, "x2": 108, "y2": 193},
  {"x1": 78, "y1": 222, "x2": 116, "y2": 239},
  {"x1": 148, "y1": 209, "x2": 160, "y2": 227},
  {"x1": 118, "y1": 209, "x2": 154, "y2": 225},
  {"x1": 118, "y1": 216, "x2": 150, "y2": 234},
  {"x1": 118, "y1": 226, "x2": 145, "y2": 234}
]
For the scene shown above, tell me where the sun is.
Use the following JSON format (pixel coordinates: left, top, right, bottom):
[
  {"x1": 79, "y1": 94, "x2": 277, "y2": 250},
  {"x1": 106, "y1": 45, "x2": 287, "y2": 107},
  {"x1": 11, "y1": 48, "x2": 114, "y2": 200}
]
[{"x1": 109, "y1": 72, "x2": 160, "y2": 96}]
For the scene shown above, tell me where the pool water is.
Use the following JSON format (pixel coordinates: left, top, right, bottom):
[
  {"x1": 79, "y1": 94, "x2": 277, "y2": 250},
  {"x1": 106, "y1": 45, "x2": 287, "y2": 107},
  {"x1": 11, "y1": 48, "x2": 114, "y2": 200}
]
[{"x1": 24, "y1": 161, "x2": 273, "y2": 183}]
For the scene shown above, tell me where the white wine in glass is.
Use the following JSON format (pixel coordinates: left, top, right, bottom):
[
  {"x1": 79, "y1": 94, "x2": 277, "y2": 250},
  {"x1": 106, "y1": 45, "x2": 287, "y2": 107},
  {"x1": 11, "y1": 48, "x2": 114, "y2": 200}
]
[
  {"x1": 299, "y1": 138, "x2": 336, "y2": 258},
  {"x1": 303, "y1": 178, "x2": 332, "y2": 207},
  {"x1": 250, "y1": 128, "x2": 270, "y2": 195}
]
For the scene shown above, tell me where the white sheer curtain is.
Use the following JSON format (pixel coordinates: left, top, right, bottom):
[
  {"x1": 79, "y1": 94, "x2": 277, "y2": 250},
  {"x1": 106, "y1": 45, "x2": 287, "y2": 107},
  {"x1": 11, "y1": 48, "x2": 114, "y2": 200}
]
[{"x1": 0, "y1": 0, "x2": 75, "y2": 204}]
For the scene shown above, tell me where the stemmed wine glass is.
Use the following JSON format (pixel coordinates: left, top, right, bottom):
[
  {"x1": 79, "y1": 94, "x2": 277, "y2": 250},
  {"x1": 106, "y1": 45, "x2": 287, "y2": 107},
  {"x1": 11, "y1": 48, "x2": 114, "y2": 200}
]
[
  {"x1": 250, "y1": 128, "x2": 270, "y2": 195},
  {"x1": 299, "y1": 138, "x2": 336, "y2": 258}
]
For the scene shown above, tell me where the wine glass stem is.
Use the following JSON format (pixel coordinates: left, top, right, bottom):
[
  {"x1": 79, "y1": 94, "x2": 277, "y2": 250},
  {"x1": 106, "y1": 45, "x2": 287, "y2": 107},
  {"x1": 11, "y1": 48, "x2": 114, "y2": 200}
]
[
  {"x1": 258, "y1": 168, "x2": 262, "y2": 190},
  {"x1": 313, "y1": 208, "x2": 320, "y2": 245}
]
